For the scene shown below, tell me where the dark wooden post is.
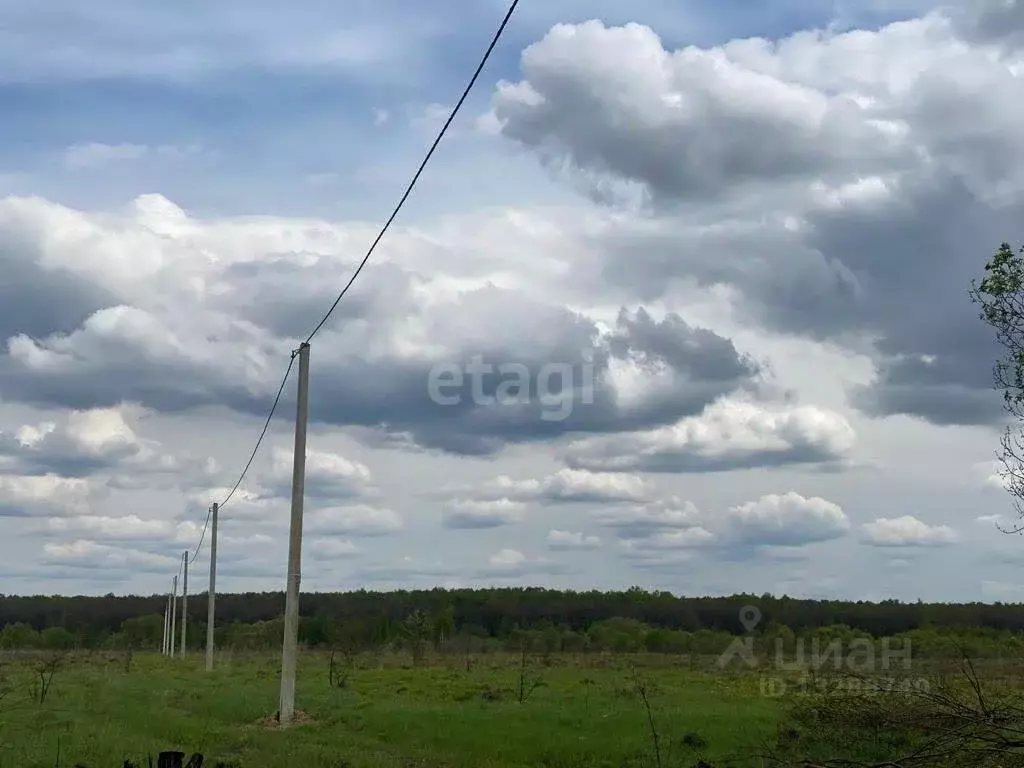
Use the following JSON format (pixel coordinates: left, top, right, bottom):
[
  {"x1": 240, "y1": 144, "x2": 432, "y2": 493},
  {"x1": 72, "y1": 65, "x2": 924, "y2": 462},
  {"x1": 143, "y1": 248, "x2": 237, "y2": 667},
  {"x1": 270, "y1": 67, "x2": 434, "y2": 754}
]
[{"x1": 157, "y1": 752, "x2": 185, "y2": 768}]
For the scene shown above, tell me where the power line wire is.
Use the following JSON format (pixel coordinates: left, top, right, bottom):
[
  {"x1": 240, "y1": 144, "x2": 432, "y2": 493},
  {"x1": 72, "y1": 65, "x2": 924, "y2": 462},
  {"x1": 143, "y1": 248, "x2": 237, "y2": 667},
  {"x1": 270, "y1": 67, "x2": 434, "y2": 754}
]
[
  {"x1": 177, "y1": 0, "x2": 519, "y2": 574},
  {"x1": 188, "y1": 504, "x2": 213, "y2": 565},
  {"x1": 183, "y1": 350, "x2": 295, "y2": 568},
  {"x1": 217, "y1": 351, "x2": 297, "y2": 510},
  {"x1": 303, "y1": 0, "x2": 520, "y2": 345}
]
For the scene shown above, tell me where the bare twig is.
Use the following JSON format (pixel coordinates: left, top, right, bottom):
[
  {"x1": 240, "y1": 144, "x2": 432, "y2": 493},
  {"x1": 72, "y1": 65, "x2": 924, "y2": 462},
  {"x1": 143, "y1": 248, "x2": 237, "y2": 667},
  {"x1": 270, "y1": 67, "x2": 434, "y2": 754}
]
[{"x1": 631, "y1": 664, "x2": 663, "y2": 768}]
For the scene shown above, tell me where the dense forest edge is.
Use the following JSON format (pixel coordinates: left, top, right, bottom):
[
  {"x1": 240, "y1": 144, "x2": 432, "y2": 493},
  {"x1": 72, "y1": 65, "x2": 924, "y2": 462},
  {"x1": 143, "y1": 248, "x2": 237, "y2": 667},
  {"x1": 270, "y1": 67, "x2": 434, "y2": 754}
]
[{"x1": 2, "y1": 587, "x2": 1024, "y2": 656}]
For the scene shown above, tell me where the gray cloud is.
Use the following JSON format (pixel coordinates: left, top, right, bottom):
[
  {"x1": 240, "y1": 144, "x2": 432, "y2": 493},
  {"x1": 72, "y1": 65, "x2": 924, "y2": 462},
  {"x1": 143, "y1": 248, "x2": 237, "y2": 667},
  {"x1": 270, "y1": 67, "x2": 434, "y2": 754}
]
[
  {"x1": 42, "y1": 514, "x2": 176, "y2": 542},
  {"x1": 0, "y1": 206, "x2": 114, "y2": 341},
  {"x1": 350, "y1": 560, "x2": 462, "y2": 585},
  {"x1": 440, "y1": 467, "x2": 654, "y2": 507},
  {"x1": 307, "y1": 537, "x2": 361, "y2": 561},
  {"x1": 950, "y1": 0, "x2": 1024, "y2": 47},
  {"x1": 305, "y1": 504, "x2": 404, "y2": 537},
  {"x1": 477, "y1": 548, "x2": 569, "y2": 579},
  {"x1": 493, "y1": 20, "x2": 910, "y2": 204},
  {"x1": 442, "y1": 499, "x2": 526, "y2": 529},
  {"x1": 860, "y1": 515, "x2": 959, "y2": 547},
  {"x1": 595, "y1": 491, "x2": 850, "y2": 564},
  {"x1": 563, "y1": 398, "x2": 855, "y2": 473},
  {"x1": 0, "y1": 406, "x2": 208, "y2": 487},
  {"x1": 263, "y1": 446, "x2": 376, "y2": 501},
  {"x1": 490, "y1": 14, "x2": 1024, "y2": 426},
  {"x1": 721, "y1": 492, "x2": 851, "y2": 548},
  {"x1": 0, "y1": 197, "x2": 762, "y2": 455},
  {"x1": 3, "y1": 3, "x2": 1011, "y2": 601},
  {"x1": 40, "y1": 539, "x2": 181, "y2": 573},
  {"x1": 546, "y1": 529, "x2": 602, "y2": 550},
  {"x1": 0, "y1": 473, "x2": 99, "y2": 518},
  {"x1": 592, "y1": 496, "x2": 702, "y2": 539},
  {"x1": 305, "y1": 299, "x2": 762, "y2": 455}
]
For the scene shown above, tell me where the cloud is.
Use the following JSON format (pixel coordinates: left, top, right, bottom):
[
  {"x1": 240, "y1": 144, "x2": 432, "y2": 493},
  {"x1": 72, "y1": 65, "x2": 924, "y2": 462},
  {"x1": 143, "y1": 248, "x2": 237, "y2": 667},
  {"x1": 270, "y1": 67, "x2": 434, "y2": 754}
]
[
  {"x1": 306, "y1": 504, "x2": 403, "y2": 536},
  {"x1": 438, "y1": 468, "x2": 656, "y2": 530},
  {"x1": 0, "y1": 195, "x2": 763, "y2": 456},
  {"x1": 0, "y1": 198, "x2": 118, "y2": 343},
  {"x1": 4, "y1": 2, "x2": 1020, "y2": 599},
  {"x1": 977, "y1": 513, "x2": 1008, "y2": 525},
  {"x1": 0, "y1": 2, "x2": 450, "y2": 84},
  {"x1": 181, "y1": 445, "x2": 376, "y2": 531},
  {"x1": 446, "y1": 468, "x2": 654, "y2": 505},
  {"x1": 981, "y1": 579, "x2": 1024, "y2": 601},
  {"x1": 0, "y1": 473, "x2": 96, "y2": 518},
  {"x1": 189, "y1": 486, "x2": 284, "y2": 525},
  {"x1": 350, "y1": 558, "x2": 462, "y2": 586},
  {"x1": 0, "y1": 406, "x2": 200, "y2": 484},
  {"x1": 308, "y1": 537, "x2": 361, "y2": 560},
  {"x1": 489, "y1": 548, "x2": 527, "y2": 567},
  {"x1": 489, "y1": 12, "x2": 1024, "y2": 426},
  {"x1": 41, "y1": 539, "x2": 180, "y2": 572},
  {"x1": 723, "y1": 492, "x2": 851, "y2": 547},
  {"x1": 64, "y1": 143, "x2": 148, "y2": 169},
  {"x1": 443, "y1": 498, "x2": 526, "y2": 529},
  {"x1": 62, "y1": 143, "x2": 204, "y2": 169},
  {"x1": 563, "y1": 398, "x2": 855, "y2": 473},
  {"x1": 975, "y1": 461, "x2": 1010, "y2": 491},
  {"x1": 861, "y1": 515, "x2": 959, "y2": 547},
  {"x1": 619, "y1": 527, "x2": 716, "y2": 553},
  {"x1": 411, "y1": 103, "x2": 451, "y2": 133},
  {"x1": 595, "y1": 491, "x2": 850, "y2": 558},
  {"x1": 593, "y1": 497, "x2": 703, "y2": 538},
  {"x1": 951, "y1": 0, "x2": 1024, "y2": 47},
  {"x1": 357, "y1": 548, "x2": 570, "y2": 584},
  {"x1": 493, "y1": 20, "x2": 908, "y2": 203},
  {"x1": 480, "y1": 547, "x2": 567, "y2": 578},
  {"x1": 267, "y1": 446, "x2": 375, "y2": 500},
  {"x1": 546, "y1": 529, "x2": 602, "y2": 550},
  {"x1": 44, "y1": 514, "x2": 172, "y2": 541}
]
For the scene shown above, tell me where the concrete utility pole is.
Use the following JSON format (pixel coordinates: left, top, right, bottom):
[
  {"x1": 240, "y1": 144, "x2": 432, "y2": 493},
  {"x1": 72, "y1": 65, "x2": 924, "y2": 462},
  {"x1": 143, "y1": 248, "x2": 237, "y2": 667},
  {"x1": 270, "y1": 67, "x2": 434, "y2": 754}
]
[
  {"x1": 170, "y1": 573, "x2": 178, "y2": 658},
  {"x1": 164, "y1": 590, "x2": 173, "y2": 655},
  {"x1": 278, "y1": 342, "x2": 310, "y2": 725},
  {"x1": 180, "y1": 551, "x2": 188, "y2": 657},
  {"x1": 206, "y1": 502, "x2": 219, "y2": 671},
  {"x1": 162, "y1": 597, "x2": 169, "y2": 655}
]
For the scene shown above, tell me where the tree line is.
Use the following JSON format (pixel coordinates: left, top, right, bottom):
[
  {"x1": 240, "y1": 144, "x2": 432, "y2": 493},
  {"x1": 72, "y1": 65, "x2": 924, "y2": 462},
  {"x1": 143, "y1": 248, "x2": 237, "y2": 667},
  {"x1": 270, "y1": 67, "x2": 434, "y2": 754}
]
[{"x1": 2, "y1": 587, "x2": 1024, "y2": 652}]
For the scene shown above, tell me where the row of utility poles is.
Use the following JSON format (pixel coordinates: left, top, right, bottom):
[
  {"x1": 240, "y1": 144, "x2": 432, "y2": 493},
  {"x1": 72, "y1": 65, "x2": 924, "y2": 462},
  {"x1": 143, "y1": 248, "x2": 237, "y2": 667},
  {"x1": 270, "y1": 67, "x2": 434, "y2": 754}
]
[
  {"x1": 159, "y1": 549, "x2": 190, "y2": 658},
  {"x1": 159, "y1": 501, "x2": 219, "y2": 669},
  {"x1": 158, "y1": 342, "x2": 310, "y2": 726}
]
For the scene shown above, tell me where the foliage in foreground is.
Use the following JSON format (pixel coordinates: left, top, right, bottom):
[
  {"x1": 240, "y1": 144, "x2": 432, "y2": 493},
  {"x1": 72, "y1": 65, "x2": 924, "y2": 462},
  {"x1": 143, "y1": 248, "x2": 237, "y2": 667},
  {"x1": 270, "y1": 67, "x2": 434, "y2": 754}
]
[
  {"x1": 768, "y1": 659, "x2": 1024, "y2": 767},
  {"x1": 972, "y1": 240, "x2": 1024, "y2": 523}
]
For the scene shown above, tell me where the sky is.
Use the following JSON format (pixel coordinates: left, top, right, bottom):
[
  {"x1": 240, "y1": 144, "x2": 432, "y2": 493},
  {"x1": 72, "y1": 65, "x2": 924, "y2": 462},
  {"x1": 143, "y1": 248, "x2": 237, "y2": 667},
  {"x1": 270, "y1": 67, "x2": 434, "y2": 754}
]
[{"x1": 2, "y1": 0, "x2": 1024, "y2": 601}]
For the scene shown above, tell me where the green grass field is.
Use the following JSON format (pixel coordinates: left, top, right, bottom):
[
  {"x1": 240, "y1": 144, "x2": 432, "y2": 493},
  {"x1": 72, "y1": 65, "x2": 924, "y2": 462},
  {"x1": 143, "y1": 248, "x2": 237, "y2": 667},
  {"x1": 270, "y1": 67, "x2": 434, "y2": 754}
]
[{"x1": 0, "y1": 651, "x2": 784, "y2": 767}]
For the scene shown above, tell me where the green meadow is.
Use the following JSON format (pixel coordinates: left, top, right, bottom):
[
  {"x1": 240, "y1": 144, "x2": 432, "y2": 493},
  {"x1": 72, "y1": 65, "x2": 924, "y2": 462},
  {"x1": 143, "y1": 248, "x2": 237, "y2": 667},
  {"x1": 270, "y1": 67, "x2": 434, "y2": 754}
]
[
  {"x1": 0, "y1": 651, "x2": 781, "y2": 768},
  {"x1": 5, "y1": 648, "x2": 1024, "y2": 767}
]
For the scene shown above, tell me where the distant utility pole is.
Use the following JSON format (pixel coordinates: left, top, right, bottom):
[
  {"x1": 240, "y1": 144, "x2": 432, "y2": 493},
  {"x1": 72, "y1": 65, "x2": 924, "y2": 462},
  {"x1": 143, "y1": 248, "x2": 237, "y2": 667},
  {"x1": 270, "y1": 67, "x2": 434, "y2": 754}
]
[
  {"x1": 170, "y1": 573, "x2": 178, "y2": 658},
  {"x1": 180, "y1": 551, "x2": 188, "y2": 658},
  {"x1": 162, "y1": 596, "x2": 169, "y2": 655},
  {"x1": 278, "y1": 342, "x2": 310, "y2": 725},
  {"x1": 164, "y1": 589, "x2": 173, "y2": 655},
  {"x1": 206, "y1": 502, "x2": 219, "y2": 672}
]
